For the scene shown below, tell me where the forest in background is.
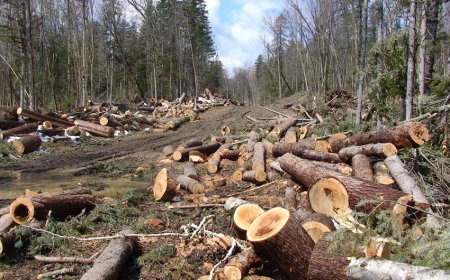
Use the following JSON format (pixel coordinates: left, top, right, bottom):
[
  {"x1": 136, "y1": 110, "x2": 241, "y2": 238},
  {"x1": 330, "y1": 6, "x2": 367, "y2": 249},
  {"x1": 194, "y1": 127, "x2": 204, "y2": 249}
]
[{"x1": 0, "y1": 0, "x2": 449, "y2": 123}]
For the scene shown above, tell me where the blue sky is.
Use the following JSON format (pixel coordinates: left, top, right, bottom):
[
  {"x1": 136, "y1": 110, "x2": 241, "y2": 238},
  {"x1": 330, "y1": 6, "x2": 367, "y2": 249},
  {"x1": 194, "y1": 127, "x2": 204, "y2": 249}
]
[{"x1": 205, "y1": 0, "x2": 284, "y2": 74}]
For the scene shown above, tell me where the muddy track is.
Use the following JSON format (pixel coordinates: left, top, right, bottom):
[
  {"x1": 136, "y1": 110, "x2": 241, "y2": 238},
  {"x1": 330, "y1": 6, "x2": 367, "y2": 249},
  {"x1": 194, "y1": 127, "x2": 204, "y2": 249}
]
[{"x1": 0, "y1": 106, "x2": 251, "y2": 173}]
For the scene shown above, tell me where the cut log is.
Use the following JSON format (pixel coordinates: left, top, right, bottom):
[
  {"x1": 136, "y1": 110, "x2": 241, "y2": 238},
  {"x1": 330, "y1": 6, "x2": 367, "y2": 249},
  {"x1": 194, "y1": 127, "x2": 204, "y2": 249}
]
[
  {"x1": 162, "y1": 145, "x2": 174, "y2": 157},
  {"x1": 339, "y1": 143, "x2": 398, "y2": 162},
  {"x1": 373, "y1": 162, "x2": 395, "y2": 185},
  {"x1": 172, "y1": 142, "x2": 220, "y2": 161},
  {"x1": 351, "y1": 154, "x2": 374, "y2": 181},
  {"x1": 242, "y1": 171, "x2": 267, "y2": 184},
  {"x1": 293, "y1": 210, "x2": 335, "y2": 243},
  {"x1": 17, "y1": 107, "x2": 74, "y2": 128},
  {"x1": 310, "y1": 161, "x2": 352, "y2": 175},
  {"x1": 252, "y1": 142, "x2": 265, "y2": 172},
  {"x1": 247, "y1": 207, "x2": 315, "y2": 280},
  {"x1": 330, "y1": 122, "x2": 430, "y2": 152},
  {"x1": 223, "y1": 248, "x2": 263, "y2": 280},
  {"x1": 273, "y1": 140, "x2": 315, "y2": 157},
  {"x1": 314, "y1": 140, "x2": 331, "y2": 153},
  {"x1": 183, "y1": 163, "x2": 199, "y2": 180},
  {"x1": 80, "y1": 229, "x2": 136, "y2": 280},
  {"x1": 42, "y1": 121, "x2": 52, "y2": 129},
  {"x1": 11, "y1": 135, "x2": 42, "y2": 154},
  {"x1": 278, "y1": 154, "x2": 413, "y2": 217},
  {"x1": 328, "y1": 132, "x2": 348, "y2": 143},
  {"x1": 38, "y1": 128, "x2": 65, "y2": 137},
  {"x1": 262, "y1": 139, "x2": 274, "y2": 159},
  {"x1": 232, "y1": 164, "x2": 250, "y2": 182},
  {"x1": 218, "y1": 149, "x2": 240, "y2": 161},
  {"x1": 9, "y1": 193, "x2": 95, "y2": 224},
  {"x1": 269, "y1": 117, "x2": 297, "y2": 139},
  {"x1": 166, "y1": 116, "x2": 190, "y2": 130},
  {"x1": 0, "y1": 119, "x2": 25, "y2": 130},
  {"x1": 0, "y1": 122, "x2": 38, "y2": 139},
  {"x1": 153, "y1": 168, "x2": 180, "y2": 202},
  {"x1": 0, "y1": 214, "x2": 14, "y2": 233},
  {"x1": 233, "y1": 203, "x2": 265, "y2": 239},
  {"x1": 283, "y1": 187, "x2": 297, "y2": 212},
  {"x1": 99, "y1": 115, "x2": 123, "y2": 128},
  {"x1": 297, "y1": 191, "x2": 313, "y2": 213},
  {"x1": 247, "y1": 131, "x2": 262, "y2": 152},
  {"x1": 176, "y1": 175, "x2": 205, "y2": 194},
  {"x1": 211, "y1": 134, "x2": 248, "y2": 143},
  {"x1": 284, "y1": 127, "x2": 297, "y2": 143},
  {"x1": 66, "y1": 126, "x2": 80, "y2": 136},
  {"x1": 184, "y1": 138, "x2": 204, "y2": 148},
  {"x1": 207, "y1": 154, "x2": 221, "y2": 174},
  {"x1": 189, "y1": 151, "x2": 208, "y2": 163},
  {"x1": 74, "y1": 120, "x2": 115, "y2": 137},
  {"x1": 212, "y1": 175, "x2": 227, "y2": 187},
  {"x1": 385, "y1": 155, "x2": 440, "y2": 228},
  {"x1": 224, "y1": 197, "x2": 249, "y2": 213},
  {"x1": 296, "y1": 149, "x2": 342, "y2": 164},
  {"x1": 307, "y1": 233, "x2": 450, "y2": 280}
]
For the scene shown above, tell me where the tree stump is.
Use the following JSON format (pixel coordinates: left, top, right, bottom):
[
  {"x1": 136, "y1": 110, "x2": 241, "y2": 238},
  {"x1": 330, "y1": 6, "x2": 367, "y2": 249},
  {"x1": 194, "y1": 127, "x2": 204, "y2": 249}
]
[{"x1": 153, "y1": 168, "x2": 180, "y2": 202}]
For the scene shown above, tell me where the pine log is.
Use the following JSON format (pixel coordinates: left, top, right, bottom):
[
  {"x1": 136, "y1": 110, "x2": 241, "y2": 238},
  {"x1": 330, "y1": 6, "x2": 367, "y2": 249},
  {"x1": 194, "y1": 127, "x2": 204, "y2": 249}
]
[
  {"x1": 262, "y1": 139, "x2": 274, "y2": 159},
  {"x1": 242, "y1": 171, "x2": 267, "y2": 184},
  {"x1": 314, "y1": 140, "x2": 331, "y2": 152},
  {"x1": 172, "y1": 142, "x2": 220, "y2": 161},
  {"x1": 0, "y1": 119, "x2": 25, "y2": 130},
  {"x1": 247, "y1": 207, "x2": 315, "y2": 280},
  {"x1": 219, "y1": 149, "x2": 240, "y2": 161},
  {"x1": 162, "y1": 145, "x2": 174, "y2": 157},
  {"x1": 232, "y1": 164, "x2": 250, "y2": 182},
  {"x1": 233, "y1": 204, "x2": 265, "y2": 239},
  {"x1": 224, "y1": 197, "x2": 249, "y2": 213},
  {"x1": 328, "y1": 132, "x2": 348, "y2": 144},
  {"x1": 166, "y1": 116, "x2": 190, "y2": 130},
  {"x1": 293, "y1": 210, "x2": 335, "y2": 243},
  {"x1": 0, "y1": 122, "x2": 38, "y2": 139},
  {"x1": 223, "y1": 248, "x2": 263, "y2": 280},
  {"x1": 66, "y1": 126, "x2": 80, "y2": 136},
  {"x1": 252, "y1": 142, "x2": 265, "y2": 172},
  {"x1": 373, "y1": 162, "x2": 395, "y2": 185},
  {"x1": 272, "y1": 140, "x2": 315, "y2": 157},
  {"x1": 283, "y1": 187, "x2": 297, "y2": 212},
  {"x1": 0, "y1": 214, "x2": 14, "y2": 233},
  {"x1": 12, "y1": 135, "x2": 42, "y2": 154},
  {"x1": 247, "y1": 131, "x2": 262, "y2": 152},
  {"x1": 330, "y1": 122, "x2": 430, "y2": 152},
  {"x1": 284, "y1": 127, "x2": 297, "y2": 143},
  {"x1": 42, "y1": 121, "x2": 52, "y2": 129},
  {"x1": 9, "y1": 194, "x2": 95, "y2": 224},
  {"x1": 307, "y1": 233, "x2": 450, "y2": 280},
  {"x1": 188, "y1": 151, "x2": 208, "y2": 163},
  {"x1": 296, "y1": 149, "x2": 342, "y2": 163},
  {"x1": 278, "y1": 154, "x2": 412, "y2": 217},
  {"x1": 0, "y1": 206, "x2": 9, "y2": 216},
  {"x1": 74, "y1": 120, "x2": 115, "y2": 137},
  {"x1": 297, "y1": 191, "x2": 314, "y2": 213},
  {"x1": 384, "y1": 155, "x2": 440, "y2": 228},
  {"x1": 99, "y1": 115, "x2": 123, "y2": 128},
  {"x1": 351, "y1": 154, "x2": 374, "y2": 181},
  {"x1": 212, "y1": 134, "x2": 248, "y2": 143},
  {"x1": 80, "y1": 229, "x2": 136, "y2": 280},
  {"x1": 183, "y1": 163, "x2": 199, "y2": 180},
  {"x1": 17, "y1": 107, "x2": 74, "y2": 128},
  {"x1": 153, "y1": 168, "x2": 180, "y2": 202},
  {"x1": 207, "y1": 154, "x2": 221, "y2": 174},
  {"x1": 176, "y1": 175, "x2": 205, "y2": 194},
  {"x1": 339, "y1": 143, "x2": 398, "y2": 162},
  {"x1": 184, "y1": 138, "x2": 204, "y2": 148},
  {"x1": 270, "y1": 117, "x2": 297, "y2": 138},
  {"x1": 310, "y1": 161, "x2": 352, "y2": 175}
]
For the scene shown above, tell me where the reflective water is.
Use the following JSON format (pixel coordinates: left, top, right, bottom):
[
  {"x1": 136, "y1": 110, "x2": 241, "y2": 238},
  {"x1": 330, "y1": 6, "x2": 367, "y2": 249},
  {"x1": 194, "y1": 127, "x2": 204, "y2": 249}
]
[{"x1": 0, "y1": 168, "x2": 148, "y2": 199}]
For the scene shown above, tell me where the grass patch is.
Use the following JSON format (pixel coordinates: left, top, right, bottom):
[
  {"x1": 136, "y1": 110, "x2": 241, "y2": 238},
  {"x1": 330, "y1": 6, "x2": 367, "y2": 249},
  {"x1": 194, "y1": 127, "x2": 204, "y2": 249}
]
[{"x1": 137, "y1": 244, "x2": 175, "y2": 270}]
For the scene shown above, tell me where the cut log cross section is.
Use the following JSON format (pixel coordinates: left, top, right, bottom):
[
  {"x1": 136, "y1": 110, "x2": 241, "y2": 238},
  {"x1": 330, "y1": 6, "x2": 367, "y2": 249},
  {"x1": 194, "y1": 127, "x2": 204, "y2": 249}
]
[
  {"x1": 153, "y1": 168, "x2": 180, "y2": 202},
  {"x1": 233, "y1": 203, "x2": 265, "y2": 239}
]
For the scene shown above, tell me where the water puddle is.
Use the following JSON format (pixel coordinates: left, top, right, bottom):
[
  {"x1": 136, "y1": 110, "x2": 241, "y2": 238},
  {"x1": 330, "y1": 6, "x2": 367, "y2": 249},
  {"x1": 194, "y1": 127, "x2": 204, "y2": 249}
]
[{"x1": 0, "y1": 168, "x2": 149, "y2": 199}]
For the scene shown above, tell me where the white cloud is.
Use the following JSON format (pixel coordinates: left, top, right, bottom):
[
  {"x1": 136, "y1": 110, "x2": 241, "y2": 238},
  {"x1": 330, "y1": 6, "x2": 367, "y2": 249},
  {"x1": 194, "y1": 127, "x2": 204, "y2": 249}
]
[{"x1": 206, "y1": 0, "x2": 283, "y2": 75}]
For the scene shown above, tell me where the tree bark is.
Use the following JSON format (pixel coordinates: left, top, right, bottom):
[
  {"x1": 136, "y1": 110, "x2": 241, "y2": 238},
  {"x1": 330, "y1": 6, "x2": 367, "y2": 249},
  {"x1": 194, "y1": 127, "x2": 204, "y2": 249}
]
[
  {"x1": 351, "y1": 154, "x2": 374, "y2": 181},
  {"x1": 74, "y1": 120, "x2": 115, "y2": 137},
  {"x1": 242, "y1": 170, "x2": 267, "y2": 184},
  {"x1": 330, "y1": 122, "x2": 429, "y2": 152},
  {"x1": 176, "y1": 175, "x2": 205, "y2": 194},
  {"x1": 183, "y1": 163, "x2": 198, "y2": 180},
  {"x1": 338, "y1": 143, "x2": 397, "y2": 162},
  {"x1": 269, "y1": 117, "x2": 297, "y2": 139},
  {"x1": 247, "y1": 131, "x2": 262, "y2": 152},
  {"x1": 11, "y1": 135, "x2": 42, "y2": 154},
  {"x1": 373, "y1": 162, "x2": 395, "y2": 185},
  {"x1": 223, "y1": 248, "x2": 262, "y2": 280},
  {"x1": 80, "y1": 229, "x2": 136, "y2": 280},
  {"x1": 0, "y1": 119, "x2": 25, "y2": 130},
  {"x1": 172, "y1": 142, "x2": 220, "y2": 161},
  {"x1": 247, "y1": 207, "x2": 314, "y2": 280},
  {"x1": 17, "y1": 108, "x2": 73, "y2": 128},
  {"x1": 283, "y1": 187, "x2": 297, "y2": 212},
  {"x1": 0, "y1": 214, "x2": 14, "y2": 234}
]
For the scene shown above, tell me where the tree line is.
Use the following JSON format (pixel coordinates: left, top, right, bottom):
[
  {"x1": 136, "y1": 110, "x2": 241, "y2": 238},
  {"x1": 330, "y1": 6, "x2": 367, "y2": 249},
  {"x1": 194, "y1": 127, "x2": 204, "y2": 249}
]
[
  {"x1": 0, "y1": 0, "x2": 224, "y2": 110},
  {"x1": 227, "y1": 0, "x2": 450, "y2": 123}
]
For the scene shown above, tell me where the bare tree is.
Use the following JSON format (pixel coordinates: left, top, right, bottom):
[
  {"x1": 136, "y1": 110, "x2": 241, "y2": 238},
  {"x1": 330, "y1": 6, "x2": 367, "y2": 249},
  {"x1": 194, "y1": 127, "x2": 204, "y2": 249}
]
[{"x1": 405, "y1": 0, "x2": 417, "y2": 120}]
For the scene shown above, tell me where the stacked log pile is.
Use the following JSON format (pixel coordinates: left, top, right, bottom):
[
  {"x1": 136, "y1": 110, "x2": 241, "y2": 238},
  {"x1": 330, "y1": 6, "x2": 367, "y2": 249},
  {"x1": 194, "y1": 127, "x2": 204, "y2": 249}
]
[
  {"x1": 151, "y1": 115, "x2": 445, "y2": 279},
  {"x1": 0, "y1": 92, "x2": 236, "y2": 155}
]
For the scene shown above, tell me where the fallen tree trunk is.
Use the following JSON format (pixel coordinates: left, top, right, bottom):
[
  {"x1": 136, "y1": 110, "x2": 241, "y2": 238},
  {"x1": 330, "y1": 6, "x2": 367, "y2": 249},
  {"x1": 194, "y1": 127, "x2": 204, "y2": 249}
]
[
  {"x1": 252, "y1": 142, "x2": 265, "y2": 172},
  {"x1": 0, "y1": 122, "x2": 38, "y2": 139},
  {"x1": 351, "y1": 154, "x2": 374, "y2": 181},
  {"x1": 269, "y1": 117, "x2": 297, "y2": 139},
  {"x1": 338, "y1": 143, "x2": 398, "y2": 162},
  {"x1": 247, "y1": 207, "x2": 315, "y2": 280},
  {"x1": 172, "y1": 142, "x2": 220, "y2": 161},
  {"x1": 330, "y1": 122, "x2": 429, "y2": 152},
  {"x1": 384, "y1": 155, "x2": 440, "y2": 228},
  {"x1": 233, "y1": 203, "x2": 265, "y2": 239},
  {"x1": 307, "y1": 233, "x2": 450, "y2": 280},
  {"x1": 74, "y1": 120, "x2": 115, "y2": 138},
  {"x1": 9, "y1": 193, "x2": 95, "y2": 224},
  {"x1": 11, "y1": 135, "x2": 42, "y2": 154},
  {"x1": 272, "y1": 140, "x2": 315, "y2": 157},
  {"x1": 17, "y1": 107, "x2": 74, "y2": 128},
  {"x1": 176, "y1": 175, "x2": 205, "y2": 194},
  {"x1": 278, "y1": 154, "x2": 414, "y2": 217},
  {"x1": 80, "y1": 229, "x2": 136, "y2": 280},
  {"x1": 0, "y1": 119, "x2": 25, "y2": 130}
]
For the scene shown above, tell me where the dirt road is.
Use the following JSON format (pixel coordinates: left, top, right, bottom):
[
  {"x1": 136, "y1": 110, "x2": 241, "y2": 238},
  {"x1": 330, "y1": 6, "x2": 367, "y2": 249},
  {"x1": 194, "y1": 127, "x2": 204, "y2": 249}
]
[{"x1": 0, "y1": 105, "x2": 251, "y2": 173}]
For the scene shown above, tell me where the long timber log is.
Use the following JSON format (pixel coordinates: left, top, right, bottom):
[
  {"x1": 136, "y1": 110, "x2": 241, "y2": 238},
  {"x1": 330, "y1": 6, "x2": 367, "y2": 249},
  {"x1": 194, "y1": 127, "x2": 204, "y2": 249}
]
[
  {"x1": 17, "y1": 107, "x2": 74, "y2": 128},
  {"x1": 0, "y1": 122, "x2": 38, "y2": 139}
]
